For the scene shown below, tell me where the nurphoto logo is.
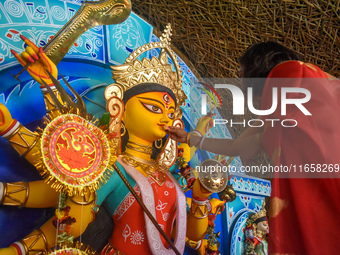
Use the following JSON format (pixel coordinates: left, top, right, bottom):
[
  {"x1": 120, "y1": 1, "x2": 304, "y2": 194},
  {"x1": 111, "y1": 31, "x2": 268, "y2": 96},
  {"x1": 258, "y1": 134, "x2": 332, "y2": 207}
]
[{"x1": 200, "y1": 81, "x2": 312, "y2": 128}]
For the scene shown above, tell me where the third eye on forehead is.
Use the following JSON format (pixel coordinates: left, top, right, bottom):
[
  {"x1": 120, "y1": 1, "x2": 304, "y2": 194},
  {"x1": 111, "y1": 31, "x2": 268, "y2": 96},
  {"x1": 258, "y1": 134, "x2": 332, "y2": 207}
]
[
  {"x1": 162, "y1": 93, "x2": 171, "y2": 105},
  {"x1": 137, "y1": 94, "x2": 175, "y2": 109}
]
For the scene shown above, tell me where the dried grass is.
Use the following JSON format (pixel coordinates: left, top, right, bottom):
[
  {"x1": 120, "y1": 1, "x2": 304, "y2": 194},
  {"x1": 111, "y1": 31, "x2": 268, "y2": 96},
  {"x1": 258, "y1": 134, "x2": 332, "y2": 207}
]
[{"x1": 133, "y1": 0, "x2": 340, "y2": 178}]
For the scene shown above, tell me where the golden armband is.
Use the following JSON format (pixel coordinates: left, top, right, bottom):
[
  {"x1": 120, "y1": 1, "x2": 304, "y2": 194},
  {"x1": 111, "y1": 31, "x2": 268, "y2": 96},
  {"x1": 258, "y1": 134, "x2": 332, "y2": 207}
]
[
  {"x1": 0, "y1": 182, "x2": 29, "y2": 208},
  {"x1": 189, "y1": 197, "x2": 210, "y2": 219},
  {"x1": 68, "y1": 191, "x2": 98, "y2": 222},
  {"x1": 0, "y1": 120, "x2": 39, "y2": 159},
  {"x1": 10, "y1": 229, "x2": 48, "y2": 255},
  {"x1": 186, "y1": 238, "x2": 202, "y2": 251},
  {"x1": 41, "y1": 87, "x2": 64, "y2": 118}
]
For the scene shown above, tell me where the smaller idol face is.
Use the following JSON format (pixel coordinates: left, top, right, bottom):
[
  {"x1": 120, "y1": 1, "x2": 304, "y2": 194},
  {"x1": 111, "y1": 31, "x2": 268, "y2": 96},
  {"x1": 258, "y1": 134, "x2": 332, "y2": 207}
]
[
  {"x1": 257, "y1": 220, "x2": 269, "y2": 232},
  {"x1": 123, "y1": 91, "x2": 176, "y2": 142}
]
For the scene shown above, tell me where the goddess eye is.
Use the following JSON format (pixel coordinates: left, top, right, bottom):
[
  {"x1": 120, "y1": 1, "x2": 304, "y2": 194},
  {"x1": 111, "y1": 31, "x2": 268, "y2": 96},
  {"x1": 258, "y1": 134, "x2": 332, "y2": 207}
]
[
  {"x1": 143, "y1": 103, "x2": 162, "y2": 113},
  {"x1": 168, "y1": 112, "x2": 175, "y2": 119}
]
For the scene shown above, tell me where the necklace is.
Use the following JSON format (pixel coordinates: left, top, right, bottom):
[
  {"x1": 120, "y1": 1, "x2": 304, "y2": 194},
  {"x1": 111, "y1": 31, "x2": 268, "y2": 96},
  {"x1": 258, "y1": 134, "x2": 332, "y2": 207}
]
[
  {"x1": 126, "y1": 141, "x2": 153, "y2": 155},
  {"x1": 121, "y1": 152, "x2": 167, "y2": 186}
]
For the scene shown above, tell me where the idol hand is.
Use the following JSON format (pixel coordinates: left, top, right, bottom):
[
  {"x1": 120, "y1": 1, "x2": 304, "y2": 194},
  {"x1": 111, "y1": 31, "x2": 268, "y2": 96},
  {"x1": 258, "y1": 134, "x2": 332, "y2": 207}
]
[
  {"x1": 192, "y1": 179, "x2": 212, "y2": 199},
  {"x1": 11, "y1": 35, "x2": 57, "y2": 87},
  {"x1": 195, "y1": 113, "x2": 215, "y2": 136},
  {"x1": 0, "y1": 103, "x2": 15, "y2": 134}
]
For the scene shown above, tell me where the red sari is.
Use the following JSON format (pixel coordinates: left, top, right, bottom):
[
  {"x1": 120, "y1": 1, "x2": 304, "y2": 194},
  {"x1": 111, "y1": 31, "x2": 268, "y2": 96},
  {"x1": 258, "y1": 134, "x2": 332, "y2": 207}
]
[
  {"x1": 261, "y1": 61, "x2": 340, "y2": 254},
  {"x1": 100, "y1": 158, "x2": 187, "y2": 255}
]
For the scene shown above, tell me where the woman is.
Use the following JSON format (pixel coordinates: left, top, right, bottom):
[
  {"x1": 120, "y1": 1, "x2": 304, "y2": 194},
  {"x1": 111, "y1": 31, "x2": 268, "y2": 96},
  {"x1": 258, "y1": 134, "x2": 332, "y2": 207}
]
[
  {"x1": 167, "y1": 42, "x2": 340, "y2": 254},
  {"x1": 0, "y1": 26, "x2": 217, "y2": 255}
]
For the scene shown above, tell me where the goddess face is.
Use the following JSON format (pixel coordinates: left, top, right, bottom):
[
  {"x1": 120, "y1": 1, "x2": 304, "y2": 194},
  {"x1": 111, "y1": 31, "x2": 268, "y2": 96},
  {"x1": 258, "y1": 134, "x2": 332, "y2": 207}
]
[{"x1": 123, "y1": 91, "x2": 176, "y2": 142}]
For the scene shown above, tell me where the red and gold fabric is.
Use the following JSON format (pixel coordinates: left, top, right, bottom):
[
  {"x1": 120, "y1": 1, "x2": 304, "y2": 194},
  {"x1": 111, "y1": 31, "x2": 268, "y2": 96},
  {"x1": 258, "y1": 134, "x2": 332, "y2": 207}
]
[{"x1": 261, "y1": 61, "x2": 340, "y2": 254}]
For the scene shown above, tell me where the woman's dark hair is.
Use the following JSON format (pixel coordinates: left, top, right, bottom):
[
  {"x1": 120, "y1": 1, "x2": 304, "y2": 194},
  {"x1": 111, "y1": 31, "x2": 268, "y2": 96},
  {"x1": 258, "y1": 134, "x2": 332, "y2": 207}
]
[
  {"x1": 238, "y1": 41, "x2": 300, "y2": 96},
  {"x1": 121, "y1": 82, "x2": 176, "y2": 159}
]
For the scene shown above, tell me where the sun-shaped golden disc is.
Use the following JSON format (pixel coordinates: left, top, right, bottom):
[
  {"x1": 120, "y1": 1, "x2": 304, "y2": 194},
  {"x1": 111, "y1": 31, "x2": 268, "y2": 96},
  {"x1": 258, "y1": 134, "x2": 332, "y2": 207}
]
[{"x1": 37, "y1": 114, "x2": 115, "y2": 195}]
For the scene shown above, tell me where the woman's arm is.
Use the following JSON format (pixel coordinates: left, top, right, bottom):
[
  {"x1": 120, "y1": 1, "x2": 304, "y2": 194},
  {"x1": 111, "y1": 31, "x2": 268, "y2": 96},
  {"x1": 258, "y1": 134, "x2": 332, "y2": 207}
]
[
  {"x1": 167, "y1": 122, "x2": 263, "y2": 164},
  {"x1": 201, "y1": 126, "x2": 263, "y2": 163}
]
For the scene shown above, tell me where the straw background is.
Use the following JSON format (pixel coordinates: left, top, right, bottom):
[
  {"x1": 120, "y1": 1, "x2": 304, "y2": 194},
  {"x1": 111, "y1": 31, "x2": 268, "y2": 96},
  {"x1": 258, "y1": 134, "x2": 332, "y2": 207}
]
[{"x1": 132, "y1": 0, "x2": 340, "y2": 177}]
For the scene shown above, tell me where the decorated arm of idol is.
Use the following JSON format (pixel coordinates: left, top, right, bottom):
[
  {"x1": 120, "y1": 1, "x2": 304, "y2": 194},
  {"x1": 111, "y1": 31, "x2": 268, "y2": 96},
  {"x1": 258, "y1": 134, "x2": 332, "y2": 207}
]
[
  {"x1": 0, "y1": 103, "x2": 60, "y2": 208},
  {"x1": 0, "y1": 1, "x2": 132, "y2": 252},
  {"x1": 0, "y1": 36, "x2": 61, "y2": 209},
  {"x1": 4, "y1": 36, "x2": 60, "y2": 166},
  {"x1": 168, "y1": 114, "x2": 239, "y2": 242},
  {"x1": 0, "y1": 194, "x2": 95, "y2": 255},
  {"x1": 166, "y1": 115, "x2": 214, "y2": 241},
  {"x1": 0, "y1": 41, "x2": 95, "y2": 255}
]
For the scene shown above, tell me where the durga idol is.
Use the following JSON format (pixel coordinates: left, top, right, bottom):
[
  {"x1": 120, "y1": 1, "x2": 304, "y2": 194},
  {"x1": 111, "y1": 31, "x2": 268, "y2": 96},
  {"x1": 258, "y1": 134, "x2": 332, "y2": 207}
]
[{"x1": 0, "y1": 24, "x2": 228, "y2": 255}]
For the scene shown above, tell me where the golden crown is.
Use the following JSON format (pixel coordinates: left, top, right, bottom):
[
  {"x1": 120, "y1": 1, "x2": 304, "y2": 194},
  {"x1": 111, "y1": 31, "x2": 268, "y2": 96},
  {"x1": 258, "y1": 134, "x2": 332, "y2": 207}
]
[
  {"x1": 104, "y1": 24, "x2": 187, "y2": 107},
  {"x1": 252, "y1": 201, "x2": 267, "y2": 222}
]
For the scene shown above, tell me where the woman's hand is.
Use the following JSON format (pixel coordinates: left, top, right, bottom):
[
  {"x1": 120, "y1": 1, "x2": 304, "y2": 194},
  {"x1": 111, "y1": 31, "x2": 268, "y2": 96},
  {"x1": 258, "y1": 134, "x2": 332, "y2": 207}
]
[
  {"x1": 11, "y1": 35, "x2": 57, "y2": 87},
  {"x1": 165, "y1": 125, "x2": 188, "y2": 143},
  {"x1": 165, "y1": 113, "x2": 215, "y2": 144}
]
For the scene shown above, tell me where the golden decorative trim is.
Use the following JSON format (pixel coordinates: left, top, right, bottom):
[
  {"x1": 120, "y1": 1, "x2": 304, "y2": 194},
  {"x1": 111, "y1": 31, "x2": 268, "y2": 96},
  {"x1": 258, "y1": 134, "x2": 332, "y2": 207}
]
[
  {"x1": 126, "y1": 141, "x2": 153, "y2": 155},
  {"x1": 252, "y1": 201, "x2": 267, "y2": 222},
  {"x1": 36, "y1": 113, "x2": 115, "y2": 196},
  {"x1": 121, "y1": 153, "x2": 166, "y2": 186},
  {"x1": 0, "y1": 182, "x2": 6, "y2": 204},
  {"x1": 42, "y1": 90, "x2": 61, "y2": 113},
  {"x1": 154, "y1": 139, "x2": 163, "y2": 149},
  {"x1": 256, "y1": 131, "x2": 264, "y2": 152}
]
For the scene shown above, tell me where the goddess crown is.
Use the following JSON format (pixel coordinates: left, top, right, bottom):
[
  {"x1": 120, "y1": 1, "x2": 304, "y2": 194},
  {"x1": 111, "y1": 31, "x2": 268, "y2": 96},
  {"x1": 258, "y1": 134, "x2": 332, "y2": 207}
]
[{"x1": 104, "y1": 24, "x2": 187, "y2": 107}]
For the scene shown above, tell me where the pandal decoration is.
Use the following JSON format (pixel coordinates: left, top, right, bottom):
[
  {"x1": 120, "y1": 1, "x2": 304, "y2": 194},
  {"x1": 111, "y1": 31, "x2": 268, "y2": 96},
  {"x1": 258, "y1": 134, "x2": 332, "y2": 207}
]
[{"x1": 244, "y1": 202, "x2": 268, "y2": 255}]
